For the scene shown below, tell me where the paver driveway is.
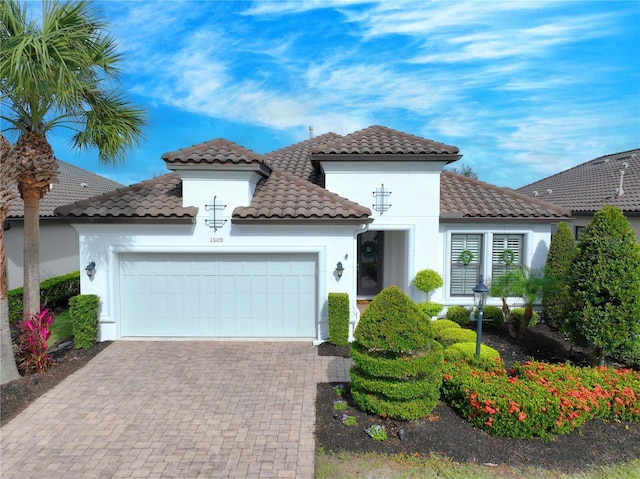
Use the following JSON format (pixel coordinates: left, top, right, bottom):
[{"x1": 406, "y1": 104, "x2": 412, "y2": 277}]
[{"x1": 1, "y1": 341, "x2": 351, "y2": 478}]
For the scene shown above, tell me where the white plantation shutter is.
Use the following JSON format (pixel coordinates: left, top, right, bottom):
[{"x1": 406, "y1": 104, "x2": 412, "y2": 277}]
[
  {"x1": 451, "y1": 234, "x2": 482, "y2": 295},
  {"x1": 492, "y1": 234, "x2": 524, "y2": 278}
]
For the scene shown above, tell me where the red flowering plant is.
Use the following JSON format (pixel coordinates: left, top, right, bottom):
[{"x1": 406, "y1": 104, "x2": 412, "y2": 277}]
[
  {"x1": 15, "y1": 308, "x2": 54, "y2": 374},
  {"x1": 442, "y1": 359, "x2": 640, "y2": 440}
]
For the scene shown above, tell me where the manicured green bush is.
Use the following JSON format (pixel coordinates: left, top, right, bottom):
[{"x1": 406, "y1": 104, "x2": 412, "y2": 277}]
[
  {"x1": 434, "y1": 328, "x2": 476, "y2": 348},
  {"x1": 443, "y1": 342, "x2": 501, "y2": 364},
  {"x1": 475, "y1": 305, "x2": 504, "y2": 328},
  {"x1": 543, "y1": 222, "x2": 577, "y2": 329},
  {"x1": 511, "y1": 307, "x2": 539, "y2": 329},
  {"x1": 69, "y1": 294, "x2": 100, "y2": 349},
  {"x1": 441, "y1": 359, "x2": 640, "y2": 440},
  {"x1": 328, "y1": 293, "x2": 350, "y2": 346},
  {"x1": 350, "y1": 286, "x2": 443, "y2": 420},
  {"x1": 416, "y1": 301, "x2": 443, "y2": 318},
  {"x1": 566, "y1": 205, "x2": 640, "y2": 365},
  {"x1": 446, "y1": 305, "x2": 471, "y2": 326},
  {"x1": 413, "y1": 269, "x2": 443, "y2": 295},
  {"x1": 8, "y1": 271, "x2": 80, "y2": 324},
  {"x1": 431, "y1": 319, "x2": 460, "y2": 335}
]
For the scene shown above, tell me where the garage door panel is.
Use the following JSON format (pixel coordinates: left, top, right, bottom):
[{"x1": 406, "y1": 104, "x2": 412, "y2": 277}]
[{"x1": 119, "y1": 253, "x2": 318, "y2": 338}]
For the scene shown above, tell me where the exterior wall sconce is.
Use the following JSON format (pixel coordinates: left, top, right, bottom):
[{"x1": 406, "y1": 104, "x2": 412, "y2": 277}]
[
  {"x1": 335, "y1": 262, "x2": 345, "y2": 278},
  {"x1": 85, "y1": 261, "x2": 96, "y2": 279},
  {"x1": 372, "y1": 184, "x2": 392, "y2": 214}
]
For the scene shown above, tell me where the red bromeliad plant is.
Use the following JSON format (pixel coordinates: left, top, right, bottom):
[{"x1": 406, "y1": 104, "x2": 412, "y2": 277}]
[{"x1": 15, "y1": 308, "x2": 54, "y2": 374}]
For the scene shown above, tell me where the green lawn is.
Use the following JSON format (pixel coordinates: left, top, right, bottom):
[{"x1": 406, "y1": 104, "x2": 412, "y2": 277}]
[{"x1": 316, "y1": 451, "x2": 640, "y2": 479}]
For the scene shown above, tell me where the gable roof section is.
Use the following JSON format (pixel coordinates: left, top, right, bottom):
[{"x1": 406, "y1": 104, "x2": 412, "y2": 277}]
[
  {"x1": 440, "y1": 171, "x2": 570, "y2": 220},
  {"x1": 233, "y1": 169, "x2": 372, "y2": 224},
  {"x1": 517, "y1": 149, "x2": 640, "y2": 214},
  {"x1": 8, "y1": 160, "x2": 124, "y2": 219},
  {"x1": 310, "y1": 125, "x2": 460, "y2": 162},
  {"x1": 162, "y1": 138, "x2": 270, "y2": 175},
  {"x1": 54, "y1": 173, "x2": 197, "y2": 224}
]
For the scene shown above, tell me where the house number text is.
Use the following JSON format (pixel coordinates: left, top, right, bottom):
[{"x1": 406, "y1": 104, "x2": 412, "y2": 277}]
[{"x1": 210, "y1": 237, "x2": 224, "y2": 243}]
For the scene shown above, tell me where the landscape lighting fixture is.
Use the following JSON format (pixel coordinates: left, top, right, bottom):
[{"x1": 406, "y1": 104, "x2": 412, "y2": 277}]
[
  {"x1": 473, "y1": 275, "x2": 489, "y2": 357},
  {"x1": 85, "y1": 261, "x2": 96, "y2": 279}
]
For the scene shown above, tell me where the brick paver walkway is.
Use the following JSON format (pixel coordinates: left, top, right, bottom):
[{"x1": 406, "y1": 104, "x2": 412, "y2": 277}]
[{"x1": 0, "y1": 342, "x2": 351, "y2": 478}]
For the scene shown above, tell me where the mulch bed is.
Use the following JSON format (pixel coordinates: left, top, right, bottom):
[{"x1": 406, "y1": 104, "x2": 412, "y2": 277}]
[
  {"x1": 316, "y1": 323, "x2": 640, "y2": 473},
  {"x1": 1, "y1": 340, "x2": 111, "y2": 427}
]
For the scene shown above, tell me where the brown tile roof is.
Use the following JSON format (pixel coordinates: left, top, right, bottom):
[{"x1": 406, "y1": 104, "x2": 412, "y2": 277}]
[
  {"x1": 233, "y1": 169, "x2": 372, "y2": 223},
  {"x1": 162, "y1": 138, "x2": 265, "y2": 167},
  {"x1": 264, "y1": 132, "x2": 341, "y2": 186},
  {"x1": 54, "y1": 126, "x2": 569, "y2": 224},
  {"x1": 311, "y1": 125, "x2": 460, "y2": 159},
  {"x1": 54, "y1": 173, "x2": 197, "y2": 223},
  {"x1": 517, "y1": 149, "x2": 640, "y2": 213},
  {"x1": 8, "y1": 160, "x2": 124, "y2": 219},
  {"x1": 440, "y1": 171, "x2": 571, "y2": 220}
]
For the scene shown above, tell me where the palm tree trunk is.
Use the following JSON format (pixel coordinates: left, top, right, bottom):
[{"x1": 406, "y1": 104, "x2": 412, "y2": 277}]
[{"x1": 22, "y1": 186, "x2": 41, "y2": 320}]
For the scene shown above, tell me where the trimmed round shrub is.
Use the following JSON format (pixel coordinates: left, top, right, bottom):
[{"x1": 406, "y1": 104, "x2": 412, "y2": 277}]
[
  {"x1": 350, "y1": 286, "x2": 443, "y2": 420},
  {"x1": 475, "y1": 305, "x2": 505, "y2": 328},
  {"x1": 431, "y1": 319, "x2": 461, "y2": 335},
  {"x1": 511, "y1": 308, "x2": 539, "y2": 329},
  {"x1": 354, "y1": 286, "x2": 432, "y2": 351},
  {"x1": 417, "y1": 301, "x2": 443, "y2": 318},
  {"x1": 413, "y1": 269, "x2": 443, "y2": 294},
  {"x1": 435, "y1": 328, "x2": 477, "y2": 348},
  {"x1": 446, "y1": 305, "x2": 471, "y2": 325},
  {"x1": 444, "y1": 341, "x2": 501, "y2": 363}
]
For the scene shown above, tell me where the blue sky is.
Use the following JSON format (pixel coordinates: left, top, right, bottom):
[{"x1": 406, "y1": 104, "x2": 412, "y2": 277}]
[{"x1": 35, "y1": 1, "x2": 640, "y2": 188}]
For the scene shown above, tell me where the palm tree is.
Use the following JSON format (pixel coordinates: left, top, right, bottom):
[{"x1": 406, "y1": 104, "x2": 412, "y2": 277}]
[{"x1": 1, "y1": 0, "x2": 146, "y2": 382}]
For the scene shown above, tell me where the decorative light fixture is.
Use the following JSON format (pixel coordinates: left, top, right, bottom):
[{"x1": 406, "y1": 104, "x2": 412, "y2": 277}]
[
  {"x1": 204, "y1": 196, "x2": 227, "y2": 231},
  {"x1": 335, "y1": 262, "x2": 345, "y2": 278},
  {"x1": 372, "y1": 184, "x2": 392, "y2": 214},
  {"x1": 473, "y1": 275, "x2": 489, "y2": 357},
  {"x1": 85, "y1": 261, "x2": 96, "y2": 279}
]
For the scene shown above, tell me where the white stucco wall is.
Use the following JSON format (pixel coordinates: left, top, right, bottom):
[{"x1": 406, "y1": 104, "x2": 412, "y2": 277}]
[
  {"x1": 75, "y1": 220, "x2": 368, "y2": 341},
  {"x1": 5, "y1": 221, "x2": 80, "y2": 290},
  {"x1": 322, "y1": 160, "x2": 446, "y2": 302}
]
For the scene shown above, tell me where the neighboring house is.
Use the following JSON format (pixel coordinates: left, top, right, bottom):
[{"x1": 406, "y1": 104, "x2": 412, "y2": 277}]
[
  {"x1": 5, "y1": 160, "x2": 124, "y2": 289},
  {"x1": 55, "y1": 125, "x2": 569, "y2": 342},
  {"x1": 517, "y1": 149, "x2": 640, "y2": 241}
]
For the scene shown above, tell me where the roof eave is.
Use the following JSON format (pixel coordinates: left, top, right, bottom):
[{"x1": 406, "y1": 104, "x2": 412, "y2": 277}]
[
  {"x1": 232, "y1": 217, "x2": 374, "y2": 225},
  {"x1": 439, "y1": 214, "x2": 572, "y2": 223},
  {"x1": 311, "y1": 153, "x2": 461, "y2": 167}
]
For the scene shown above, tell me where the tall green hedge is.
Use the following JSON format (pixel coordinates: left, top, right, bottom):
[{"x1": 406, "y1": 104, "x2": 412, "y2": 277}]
[
  {"x1": 69, "y1": 294, "x2": 100, "y2": 349},
  {"x1": 566, "y1": 205, "x2": 640, "y2": 365},
  {"x1": 543, "y1": 222, "x2": 577, "y2": 329},
  {"x1": 328, "y1": 292, "x2": 349, "y2": 346},
  {"x1": 8, "y1": 271, "x2": 80, "y2": 324},
  {"x1": 350, "y1": 286, "x2": 443, "y2": 420}
]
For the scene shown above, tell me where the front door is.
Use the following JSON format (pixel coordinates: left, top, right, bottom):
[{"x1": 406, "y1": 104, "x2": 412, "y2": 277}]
[{"x1": 357, "y1": 231, "x2": 384, "y2": 296}]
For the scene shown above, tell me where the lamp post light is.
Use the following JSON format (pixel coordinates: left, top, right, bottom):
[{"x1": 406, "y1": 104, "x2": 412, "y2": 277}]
[{"x1": 473, "y1": 275, "x2": 489, "y2": 357}]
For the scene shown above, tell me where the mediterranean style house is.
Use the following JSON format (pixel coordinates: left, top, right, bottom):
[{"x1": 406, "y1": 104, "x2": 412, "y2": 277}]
[
  {"x1": 55, "y1": 126, "x2": 570, "y2": 342},
  {"x1": 5, "y1": 161, "x2": 123, "y2": 289},
  {"x1": 518, "y1": 149, "x2": 639, "y2": 241}
]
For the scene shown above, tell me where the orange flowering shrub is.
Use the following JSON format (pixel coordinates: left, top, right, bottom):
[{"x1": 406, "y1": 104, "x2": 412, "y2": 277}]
[{"x1": 441, "y1": 359, "x2": 640, "y2": 439}]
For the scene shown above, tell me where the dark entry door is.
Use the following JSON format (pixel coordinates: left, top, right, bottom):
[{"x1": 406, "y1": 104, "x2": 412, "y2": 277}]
[{"x1": 357, "y1": 231, "x2": 384, "y2": 296}]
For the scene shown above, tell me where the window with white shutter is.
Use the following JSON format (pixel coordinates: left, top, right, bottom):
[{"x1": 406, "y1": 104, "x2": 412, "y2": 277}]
[
  {"x1": 492, "y1": 234, "x2": 523, "y2": 278},
  {"x1": 450, "y1": 234, "x2": 482, "y2": 295}
]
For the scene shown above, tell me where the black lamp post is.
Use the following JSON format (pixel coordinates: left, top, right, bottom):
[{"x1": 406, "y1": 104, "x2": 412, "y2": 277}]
[{"x1": 473, "y1": 275, "x2": 489, "y2": 357}]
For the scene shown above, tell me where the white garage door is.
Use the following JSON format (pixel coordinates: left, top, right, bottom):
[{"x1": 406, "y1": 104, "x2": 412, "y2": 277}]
[{"x1": 119, "y1": 253, "x2": 317, "y2": 338}]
